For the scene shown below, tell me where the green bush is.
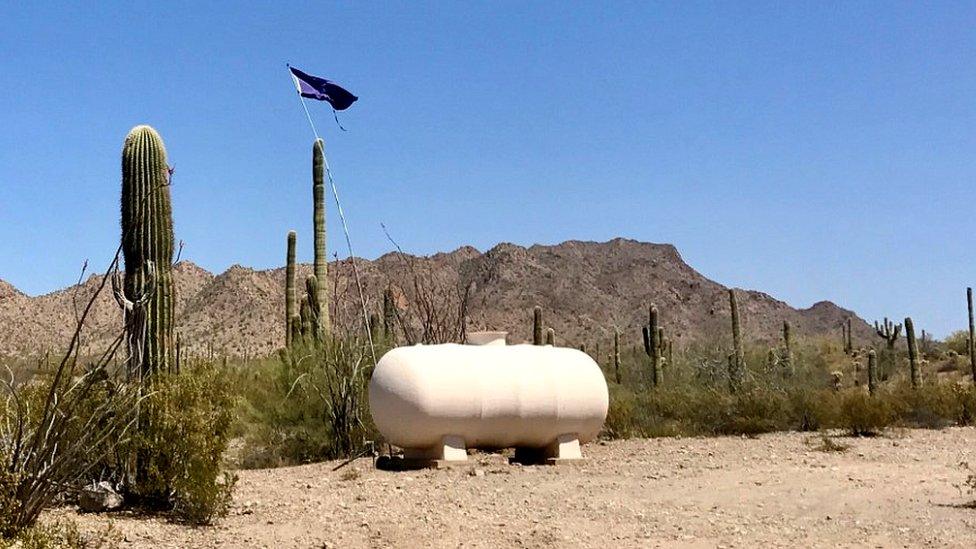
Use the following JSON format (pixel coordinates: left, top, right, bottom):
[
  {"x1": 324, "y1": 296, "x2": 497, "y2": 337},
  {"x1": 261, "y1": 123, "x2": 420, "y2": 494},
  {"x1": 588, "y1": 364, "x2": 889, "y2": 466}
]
[
  {"x1": 126, "y1": 363, "x2": 237, "y2": 524},
  {"x1": 944, "y1": 330, "x2": 970, "y2": 357},
  {"x1": 0, "y1": 520, "x2": 119, "y2": 549},
  {"x1": 235, "y1": 338, "x2": 377, "y2": 468},
  {"x1": 837, "y1": 389, "x2": 894, "y2": 436}
]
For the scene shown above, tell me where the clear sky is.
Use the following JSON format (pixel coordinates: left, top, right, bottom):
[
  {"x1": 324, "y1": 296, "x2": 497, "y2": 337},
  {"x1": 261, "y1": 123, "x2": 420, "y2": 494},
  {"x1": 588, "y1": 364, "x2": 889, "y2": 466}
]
[{"x1": 1, "y1": 2, "x2": 974, "y2": 337}]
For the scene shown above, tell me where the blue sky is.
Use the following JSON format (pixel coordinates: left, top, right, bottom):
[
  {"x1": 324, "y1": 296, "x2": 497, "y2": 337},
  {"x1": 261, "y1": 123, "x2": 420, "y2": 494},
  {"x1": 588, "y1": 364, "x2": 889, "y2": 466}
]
[{"x1": 1, "y1": 2, "x2": 974, "y2": 337}]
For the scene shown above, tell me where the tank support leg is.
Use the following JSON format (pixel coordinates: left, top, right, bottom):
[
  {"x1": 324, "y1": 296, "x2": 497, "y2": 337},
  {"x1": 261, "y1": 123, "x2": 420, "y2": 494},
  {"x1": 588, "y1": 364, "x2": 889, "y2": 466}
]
[
  {"x1": 512, "y1": 433, "x2": 582, "y2": 465},
  {"x1": 396, "y1": 435, "x2": 467, "y2": 469}
]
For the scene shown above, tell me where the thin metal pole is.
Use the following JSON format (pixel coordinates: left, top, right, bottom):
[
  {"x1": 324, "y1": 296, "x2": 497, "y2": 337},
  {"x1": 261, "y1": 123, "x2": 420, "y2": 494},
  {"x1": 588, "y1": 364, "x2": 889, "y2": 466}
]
[{"x1": 287, "y1": 67, "x2": 378, "y2": 367}]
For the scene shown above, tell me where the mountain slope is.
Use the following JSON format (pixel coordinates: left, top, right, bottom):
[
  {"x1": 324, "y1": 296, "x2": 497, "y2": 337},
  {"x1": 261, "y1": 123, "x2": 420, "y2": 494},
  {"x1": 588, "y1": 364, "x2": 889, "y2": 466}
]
[{"x1": 0, "y1": 239, "x2": 874, "y2": 358}]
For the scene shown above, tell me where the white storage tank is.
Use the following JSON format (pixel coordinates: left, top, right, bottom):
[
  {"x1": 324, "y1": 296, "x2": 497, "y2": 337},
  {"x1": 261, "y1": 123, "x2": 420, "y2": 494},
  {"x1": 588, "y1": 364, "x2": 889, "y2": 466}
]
[{"x1": 369, "y1": 333, "x2": 609, "y2": 465}]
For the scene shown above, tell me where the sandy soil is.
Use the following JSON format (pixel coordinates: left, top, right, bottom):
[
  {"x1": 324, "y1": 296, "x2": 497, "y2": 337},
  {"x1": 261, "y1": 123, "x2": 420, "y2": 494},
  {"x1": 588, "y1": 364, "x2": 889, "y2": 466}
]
[{"x1": 62, "y1": 428, "x2": 976, "y2": 548}]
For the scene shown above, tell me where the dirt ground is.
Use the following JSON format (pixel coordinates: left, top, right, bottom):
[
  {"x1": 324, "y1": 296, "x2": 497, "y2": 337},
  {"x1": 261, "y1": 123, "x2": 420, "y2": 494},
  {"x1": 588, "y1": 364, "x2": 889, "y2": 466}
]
[{"x1": 61, "y1": 427, "x2": 976, "y2": 548}]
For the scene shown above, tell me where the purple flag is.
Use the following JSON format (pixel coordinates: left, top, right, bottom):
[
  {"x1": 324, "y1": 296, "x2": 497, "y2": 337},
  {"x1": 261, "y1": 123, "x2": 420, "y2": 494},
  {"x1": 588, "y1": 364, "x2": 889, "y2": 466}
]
[{"x1": 289, "y1": 66, "x2": 358, "y2": 111}]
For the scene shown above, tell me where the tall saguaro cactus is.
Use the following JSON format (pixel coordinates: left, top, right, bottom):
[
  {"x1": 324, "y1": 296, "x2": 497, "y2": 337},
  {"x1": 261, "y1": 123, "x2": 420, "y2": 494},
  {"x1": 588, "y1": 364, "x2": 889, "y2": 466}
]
[
  {"x1": 874, "y1": 317, "x2": 901, "y2": 381},
  {"x1": 613, "y1": 328, "x2": 621, "y2": 384},
  {"x1": 842, "y1": 317, "x2": 853, "y2": 355},
  {"x1": 312, "y1": 139, "x2": 330, "y2": 339},
  {"x1": 968, "y1": 287, "x2": 976, "y2": 384},
  {"x1": 728, "y1": 289, "x2": 744, "y2": 392},
  {"x1": 285, "y1": 231, "x2": 297, "y2": 347},
  {"x1": 120, "y1": 125, "x2": 175, "y2": 377},
  {"x1": 905, "y1": 316, "x2": 920, "y2": 389},
  {"x1": 867, "y1": 350, "x2": 878, "y2": 396},
  {"x1": 533, "y1": 306, "x2": 544, "y2": 345},
  {"x1": 874, "y1": 318, "x2": 901, "y2": 349}
]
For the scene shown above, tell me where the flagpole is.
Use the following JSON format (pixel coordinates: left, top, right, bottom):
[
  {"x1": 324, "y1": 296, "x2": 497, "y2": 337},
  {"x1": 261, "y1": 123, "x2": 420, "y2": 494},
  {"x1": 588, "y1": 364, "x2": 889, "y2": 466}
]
[{"x1": 286, "y1": 65, "x2": 378, "y2": 367}]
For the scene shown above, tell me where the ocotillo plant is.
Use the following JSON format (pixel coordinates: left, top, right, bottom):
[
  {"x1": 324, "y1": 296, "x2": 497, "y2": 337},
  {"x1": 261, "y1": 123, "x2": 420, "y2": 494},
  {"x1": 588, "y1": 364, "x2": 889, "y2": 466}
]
[
  {"x1": 545, "y1": 328, "x2": 555, "y2": 346},
  {"x1": 643, "y1": 305, "x2": 662, "y2": 386},
  {"x1": 867, "y1": 350, "x2": 878, "y2": 395},
  {"x1": 782, "y1": 320, "x2": 794, "y2": 376},
  {"x1": 969, "y1": 288, "x2": 976, "y2": 384},
  {"x1": 533, "y1": 306, "x2": 544, "y2": 345},
  {"x1": 613, "y1": 329, "x2": 621, "y2": 384},
  {"x1": 312, "y1": 139, "x2": 330, "y2": 338},
  {"x1": 120, "y1": 125, "x2": 175, "y2": 377},
  {"x1": 905, "y1": 316, "x2": 920, "y2": 389},
  {"x1": 728, "y1": 289, "x2": 744, "y2": 392},
  {"x1": 285, "y1": 231, "x2": 297, "y2": 348}
]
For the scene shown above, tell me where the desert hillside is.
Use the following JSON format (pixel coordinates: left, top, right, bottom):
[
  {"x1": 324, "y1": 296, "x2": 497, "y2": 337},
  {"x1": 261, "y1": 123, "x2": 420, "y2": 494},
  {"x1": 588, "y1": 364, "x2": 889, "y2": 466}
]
[{"x1": 0, "y1": 238, "x2": 874, "y2": 358}]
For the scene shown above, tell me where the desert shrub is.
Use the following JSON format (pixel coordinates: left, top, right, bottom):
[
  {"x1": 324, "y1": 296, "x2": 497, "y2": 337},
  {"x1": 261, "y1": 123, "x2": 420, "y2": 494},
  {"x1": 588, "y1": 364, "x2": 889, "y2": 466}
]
[
  {"x1": 236, "y1": 337, "x2": 378, "y2": 468},
  {"x1": 1, "y1": 364, "x2": 138, "y2": 539},
  {"x1": 784, "y1": 387, "x2": 838, "y2": 431},
  {"x1": 944, "y1": 330, "x2": 970, "y2": 357},
  {"x1": 716, "y1": 386, "x2": 789, "y2": 436},
  {"x1": 0, "y1": 519, "x2": 120, "y2": 549},
  {"x1": 886, "y1": 381, "x2": 976, "y2": 428},
  {"x1": 836, "y1": 388, "x2": 894, "y2": 436},
  {"x1": 125, "y1": 363, "x2": 237, "y2": 524}
]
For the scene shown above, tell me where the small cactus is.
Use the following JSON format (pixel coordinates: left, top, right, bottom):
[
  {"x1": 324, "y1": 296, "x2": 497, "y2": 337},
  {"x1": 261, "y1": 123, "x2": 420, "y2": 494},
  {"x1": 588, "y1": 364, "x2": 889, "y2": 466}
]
[
  {"x1": 545, "y1": 327, "x2": 555, "y2": 346},
  {"x1": 304, "y1": 275, "x2": 321, "y2": 342},
  {"x1": 843, "y1": 317, "x2": 853, "y2": 355},
  {"x1": 383, "y1": 288, "x2": 396, "y2": 342},
  {"x1": 905, "y1": 317, "x2": 920, "y2": 389},
  {"x1": 643, "y1": 305, "x2": 663, "y2": 386},
  {"x1": 867, "y1": 350, "x2": 878, "y2": 396},
  {"x1": 782, "y1": 321, "x2": 794, "y2": 377},
  {"x1": 533, "y1": 306, "x2": 544, "y2": 345},
  {"x1": 285, "y1": 231, "x2": 297, "y2": 348}
]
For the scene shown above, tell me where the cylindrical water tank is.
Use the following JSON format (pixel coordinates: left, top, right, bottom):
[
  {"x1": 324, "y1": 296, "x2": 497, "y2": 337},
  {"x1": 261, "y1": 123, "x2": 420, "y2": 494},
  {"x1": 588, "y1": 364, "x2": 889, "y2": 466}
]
[{"x1": 369, "y1": 343, "x2": 609, "y2": 450}]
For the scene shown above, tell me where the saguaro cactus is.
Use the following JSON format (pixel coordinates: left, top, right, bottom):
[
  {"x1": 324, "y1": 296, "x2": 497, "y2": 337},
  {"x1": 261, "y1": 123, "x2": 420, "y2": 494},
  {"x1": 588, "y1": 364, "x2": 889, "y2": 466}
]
[
  {"x1": 643, "y1": 305, "x2": 662, "y2": 386},
  {"x1": 545, "y1": 328, "x2": 555, "y2": 346},
  {"x1": 874, "y1": 318, "x2": 901, "y2": 349},
  {"x1": 728, "y1": 289, "x2": 744, "y2": 392},
  {"x1": 383, "y1": 288, "x2": 396, "y2": 342},
  {"x1": 533, "y1": 306, "x2": 544, "y2": 345},
  {"x1": 905, "y1": 316, "x2": 920, "y2": 389},
  {"x1": 867, "y1": 350, "x2": 878, "y2": 396},
  {"x1": 120, "y1": 125, "x2": 175, "y2": 377},
  {"x1": 304, "y1": 275, "x2": 321, "y2": 340},
  {"x1": 969, "y1": 288, "x2": 976, "y2": 384},
  {"x1": 312, "y1": 139, "x2": 330, "y2": 338},
  {"x1": 285, "y1": 231, "x2": 297, "y2": 348},
  {"x1": 613, "y1": 329, "x2": 621, "y2": 384},
  {"x1": 782, "y1": 320, "x2": 794, "y2": 377},
  {"x1": 874, "y1": 317, "x2": 901, "y2": 380},
  {"x1": 842, "y1": 317, "x2": 853, "y2": 355}
]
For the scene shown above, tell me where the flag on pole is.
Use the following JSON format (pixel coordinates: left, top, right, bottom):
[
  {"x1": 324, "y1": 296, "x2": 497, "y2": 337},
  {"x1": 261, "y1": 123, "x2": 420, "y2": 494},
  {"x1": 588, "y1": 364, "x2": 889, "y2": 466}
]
[{"x1": 288, "y1": 65, "x2": 358, "y2": 111}]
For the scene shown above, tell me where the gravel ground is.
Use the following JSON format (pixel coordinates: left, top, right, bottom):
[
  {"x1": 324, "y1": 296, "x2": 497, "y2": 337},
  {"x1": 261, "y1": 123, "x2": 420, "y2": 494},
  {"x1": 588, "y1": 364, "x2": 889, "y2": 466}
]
[{"x1": 62, "y1": 427, "x2": 976, "y2": 548}]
